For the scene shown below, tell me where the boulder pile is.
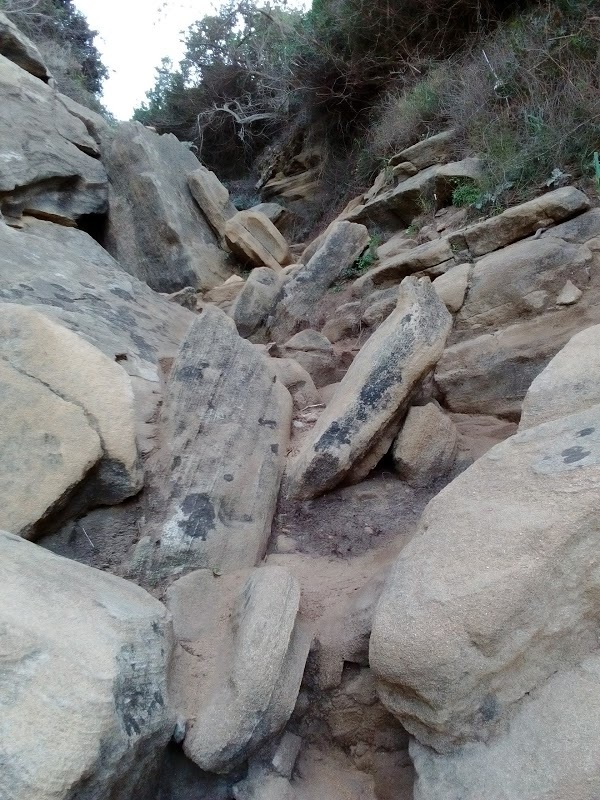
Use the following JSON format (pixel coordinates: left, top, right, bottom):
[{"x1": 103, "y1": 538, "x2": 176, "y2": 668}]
[{"x1": 3, "y1": 16, "x2": 600, "y2": 800}]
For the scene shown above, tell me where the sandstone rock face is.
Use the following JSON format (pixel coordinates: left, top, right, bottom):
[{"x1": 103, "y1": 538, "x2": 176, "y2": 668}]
[
  {"x1": 352, "y1": 238, "x2": 454, "y2": 295},
  {"x1": 519, "y1": 324, "x2": 600, "y2": 430},
  {"x1": 0, "y1": 218, "x2": 192, "y2": 383},
  {"x1": 148, "y1": 307, "x2": 292, "y2": 578},
  {"x1": 392, "y1": 403, "x2": 457, "y2": 487},
  {"x1": 0, "y1": 530, "x2": 174, "y2": 800},
  {"x1": 0, "y1": 304, "x2": 142, "y2": 514},
  {"x1": 0, "y1": 359, "x2": 102, "y2": 539},
  {"x1": 348, "y1": 158, "x2": 481, "y2": 228},
  {"x1": 56, "y1": 92, "x2": 109, "y2": 144},
  {"x1": 232, "y1": 267, "x2": 283, "y2": 338},
  {"x1": 0, "y1": 10, "x2": 50, "y2": 80},
  {"x1": 167, "y1": 566, "x2": 309, "y2": 773},
  {"x1": 390, "y1": 130, "x2": 456, "y2": 170},
  {"x1": 188, "y1": 164, "x2": 237, "y2": 242},
  {"x1": 455, "y1": 236, "x2": 592, "y2": 334},
  {"x1": 286, "y1": 277, "x2": 452, "y2": 498},
  {"x1": 103, "y1": 121, "x2": 231, "y2": 292},
  {"x1": 371, "y1": 401, "x2": 600, "y2": 752},
  {"x1": 0, "y1": 54, "x2": 107, "y2": 224},
  {"x1": 410, "y1": 655, "x2": 600, "y2": 800},
  {"x1": 224, "y1": 209, "x2": 291, "y2": 271},
  {"x1": 270, "y1": 221, "x2": 369, "y2": 341},
  {"x1": 448, "y1": 186, "x2": 590, "y2": 257}
]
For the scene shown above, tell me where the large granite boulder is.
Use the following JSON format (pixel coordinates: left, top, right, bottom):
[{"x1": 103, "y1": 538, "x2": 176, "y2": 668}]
[
  {"x1": 286, "y1": 277, "x2": 452, "y2": 498},
  {"x1": 0, "y1": 305, "x2": 142, "y2": 538},
  {"x1": 371, "y1": 400, "x2": 600, "y2": 753},
  {"x1": 0, "y1": 10, "x2": 50, "y2": 80},
  {"x1": 103, "y1": 122, "x2": 232, "y2": 292},
  {"x1": 0, "y1": 54, "x2": 107, "y2": 224},
  {"x1": 146, "y1": 306, "x2": 292, "y2": 579},
  {"x1": 167, "y1": 566, "x2": 310, "y2": 773},
  {"x1": 0, "y1": 530, "x2": 174, "y2": 800},
  {"x1": 519, "y1": 324, "x2": 600, "y2": 430},
  {"x1": 269, "y1": 221, "x2": 369, "y2": 342}
]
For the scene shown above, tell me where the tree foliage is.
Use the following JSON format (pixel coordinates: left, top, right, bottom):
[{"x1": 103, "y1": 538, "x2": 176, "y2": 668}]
[{"x1": 1, "y1": 0, "x2": 107, "y2": 100}]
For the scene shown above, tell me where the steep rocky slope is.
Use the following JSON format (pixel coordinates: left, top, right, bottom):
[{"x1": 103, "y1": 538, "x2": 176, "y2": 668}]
[{"x1": 3, "y1": 16, "x2": 600, "y2": 800}]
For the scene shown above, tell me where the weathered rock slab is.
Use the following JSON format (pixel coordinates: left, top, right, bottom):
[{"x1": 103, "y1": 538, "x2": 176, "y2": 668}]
[
  {"x1": 232, "y1": 267, "x2": 283, "y2": 338},
  {"x1": 148, "y1": 306, "x2": 292, "y2": 578},
  {"x1": 167, "y1": 566, "x2": 309, "y2": 773},
  {"x1": 0, "y1": 530, "x2": 174, "y2": 800},
  {"x1": 0, "y1": 10, "x2": 50, "y2": 80},
  {"x1": 0, "y1": 359, "x2": 102, "y2": 539},
  {"x1": 371, "y1": 401, "x2": 600, "y2": 752},
  {"x1": 286, "y1": 277, "x2": 452, "y2": 498},
  {"x1": 0, "y1": 54, "x2": 107, "y2": 224},
  {"x1": 188, "y1": 164, "x2": 237, "y2": 242},
  {"x1": 224, "y1": 209, "x2": 291, "y2": 271},
  {"x1": 520, "y1": 324, "x2": 600, "y2": 430},
  {"x1": 103, "y1": 121, "x2": 231, "y2": 292},
  {"x1": 270, "y1": 221, "x2": 369, "y2": 341},
  {"x1": 0, "y1": 304, "x2": 142, "y2": 510}
]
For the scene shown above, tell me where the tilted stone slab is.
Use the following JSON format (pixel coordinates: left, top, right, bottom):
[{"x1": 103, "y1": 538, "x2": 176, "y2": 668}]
[
  {"x1": 269, "y1": 220, "x2": 369, "y2": 342},
  {"x1": 0, "y1": 54, "x2": 107, "y2": 224},
  {"x1": 224, "y1": 209, "x2": 290, "y2": 272},
  {"x1": 390, "y1": 129, "x2": 456, "y2": 170},
  {"x1": 0, "y1": 530, "x2": 174, "y2": 800},
  {"x1": 447, "y1": 186, "x2": 590, "y2": 258},
  {"x1": 188, "y1": 164, "x2": 237, "y2": 242},
  {"x1": 103, "y1": 121, "x2": 232, "y2": 292},
  {"x1": 0, "y1": 218, "x2": 192, "y2": 383},
  {"x1": 232, "y1": 266, "x2": 283, "y2": 338},
  {"x1": 285, "y1": 277, "x2": 452, "y2": 499},
  {"x1": 351, "y1": 237, "x2": 455, "y2": 295},
  {"x1": 149, "y1": 306, "x2": 292, "y2": 577},
  {"x1": 519, "y1": 324, "x2": 600, "y2": 431},
  {"x1": 167, "y1": 566, "x2": 309, "y2": 773}
]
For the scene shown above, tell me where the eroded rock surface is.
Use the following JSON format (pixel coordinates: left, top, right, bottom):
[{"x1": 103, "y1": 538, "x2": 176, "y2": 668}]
[
  {"x1": 286, "y1": 277, "x2": 452, "y2": 498},
  {"x1": 147, "y1": 306, "x2": 292, "y2": 578},
  {"x1": 0, "y1": 530, "x2": 174, "y2": 800},
  {"x1": 103, "y1": 121, "x2": 231, "y2": 292}
]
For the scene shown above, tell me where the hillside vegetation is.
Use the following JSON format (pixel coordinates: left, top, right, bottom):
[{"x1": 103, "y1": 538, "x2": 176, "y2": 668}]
[
  {"x1": 0, "y1": 0, "x2": 107, "y2": 111},
  {"x1": 134, "y1": 0, "x2": 600, "y2": 220}
]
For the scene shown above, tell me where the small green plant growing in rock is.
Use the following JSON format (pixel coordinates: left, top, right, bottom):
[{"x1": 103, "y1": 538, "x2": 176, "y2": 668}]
[
  {"x1": 331, "y1": 234, "x2": 382, "y2": 290},
  {"x1": 452, "y1": 181, "x2": 482, "y2": 207},
  {"x1": 405, "y1": 223, "x2": 420, "y2": 236}
]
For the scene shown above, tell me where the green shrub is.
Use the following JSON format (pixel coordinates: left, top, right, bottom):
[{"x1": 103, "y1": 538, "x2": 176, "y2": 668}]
[{"x1": 452, "y1": 181, "x2": 482, "y2": 207}]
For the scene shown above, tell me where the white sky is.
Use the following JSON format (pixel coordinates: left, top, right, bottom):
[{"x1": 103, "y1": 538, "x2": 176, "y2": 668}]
[{"x1": 74, "y1": 0, "x2": 216, "y2": 120}]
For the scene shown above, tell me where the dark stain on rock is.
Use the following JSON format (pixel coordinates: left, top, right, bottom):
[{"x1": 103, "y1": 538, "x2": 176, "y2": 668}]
[
  {"x1": 111, "y1": 287, "x2": 134, "y2": 301},
  {"x1": 577, "y1": 427, "x2": 595, "y2": 437},
  {"x1": 177, "y1": 365, "x2": 205, "y2": 383},
  {"x1": 301, "y1": 451, "x2": 341, "y2": 490},
  {"x1": 259, "y1": 418, "x2": 277, "y2": 429},
  {"x1": 271, "y1": 444, "x2": 279, "y2": 454},
  {"x1": 172, "y1": 456, "x2": 181, "y2": 469},
  {"x1": 223, "y1": 473, "x2": 234, "y2": 482},
  {"x1": 178, "y1": 493, "x2": 215, "y2": 539},
  {"x1": 480, "y1": 694, "x2": 498, "y2": 722},
  {"x1": 561, "y1": 445, "x2": 591, "y2": 464}
]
